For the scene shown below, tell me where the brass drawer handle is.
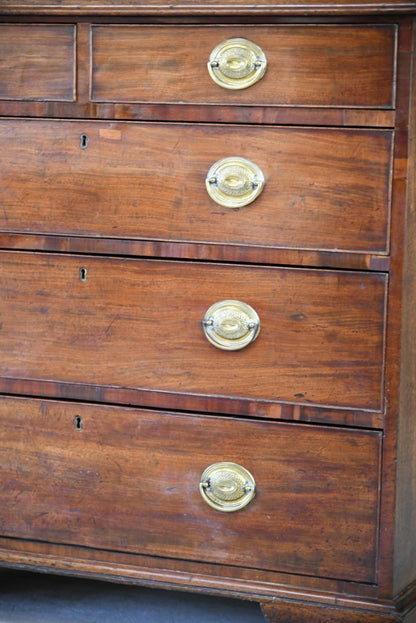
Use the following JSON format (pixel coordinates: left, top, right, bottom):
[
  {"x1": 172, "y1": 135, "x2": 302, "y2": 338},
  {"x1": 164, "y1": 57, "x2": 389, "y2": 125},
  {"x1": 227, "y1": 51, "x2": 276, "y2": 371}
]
[
  {"x1": 202, "y1": 299, "x2": 260, "y2": 351},
  {"x1": 206, "y1": 157, "x2": 264, "y2": 208},
  {"x1": 208, "y1": 38, "x2": 267, "y2": 90},
  {"x1": 199, "y1": 462, "x2": 256, "y2": 512}
]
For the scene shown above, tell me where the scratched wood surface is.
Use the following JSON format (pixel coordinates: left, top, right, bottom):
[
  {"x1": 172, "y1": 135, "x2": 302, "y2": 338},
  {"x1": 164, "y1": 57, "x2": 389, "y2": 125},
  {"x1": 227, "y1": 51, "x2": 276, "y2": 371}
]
[
  {"x1": 0, "y1": 252, "x2": 386, "y2": 411},
  {"x1": 91, "y1": 24, "x2": 396, "y2": 108},
  {"x1": 0, "y1": 120, "x2": 393, "y2": 255},
  {"x1": 0, "y1": 396, "x2": 381, "y2": 583},
  {"x1": 0, "y1": 24, "x2": 75, "y2": 101}
]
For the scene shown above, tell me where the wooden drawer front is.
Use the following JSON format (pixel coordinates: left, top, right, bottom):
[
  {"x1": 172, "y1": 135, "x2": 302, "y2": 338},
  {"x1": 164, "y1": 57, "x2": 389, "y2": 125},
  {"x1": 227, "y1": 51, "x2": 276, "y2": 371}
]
[
  {"x1": 0, "y1": 252, "x2": 386, "y2": 411},
  {"x1": 91, "y1": 24, "x2": 396, "y2": 108},
  {"x1": 0, "y1": 397, "x2": 381, "y2": 583},
  {"x1": 0, "y1": 120, "x2": 392, "y2": 254},
  {"x1": 0, "y1": 25, "x2": 75, "y2": 101}
]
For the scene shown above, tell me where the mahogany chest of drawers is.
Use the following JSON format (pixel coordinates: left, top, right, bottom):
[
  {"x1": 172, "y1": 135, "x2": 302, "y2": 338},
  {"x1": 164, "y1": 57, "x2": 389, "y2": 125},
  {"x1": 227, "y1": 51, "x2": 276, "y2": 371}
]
[{"x1": 0, "y1": 1, "x2": 415, "y2": 621}]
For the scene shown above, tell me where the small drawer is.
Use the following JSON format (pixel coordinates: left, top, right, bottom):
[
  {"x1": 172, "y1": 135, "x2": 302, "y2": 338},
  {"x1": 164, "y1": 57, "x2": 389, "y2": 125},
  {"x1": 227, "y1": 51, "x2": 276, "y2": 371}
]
[
  {"x1": 0, "y1": 252, "x2": 386, "y2": 412},
  {"x1": 0, "y1": 397, "x2": 381, "y2": 583},
  {"x1": 0, "y1": 24, "x2": 75, "y2": 101},
  {"x1": 0, "y1": 119, "x2": 393, "y2": 255},
  {"x1": 91, "y1": 24, "x2": 396, "y2": 108}
]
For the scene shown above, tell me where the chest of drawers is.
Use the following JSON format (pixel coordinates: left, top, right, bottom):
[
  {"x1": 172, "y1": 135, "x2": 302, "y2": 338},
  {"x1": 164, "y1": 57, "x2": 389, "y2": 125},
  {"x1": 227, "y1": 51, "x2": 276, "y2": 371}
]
[{"x1": 0, "y1": 2, "x2": 415, "y2": 621}]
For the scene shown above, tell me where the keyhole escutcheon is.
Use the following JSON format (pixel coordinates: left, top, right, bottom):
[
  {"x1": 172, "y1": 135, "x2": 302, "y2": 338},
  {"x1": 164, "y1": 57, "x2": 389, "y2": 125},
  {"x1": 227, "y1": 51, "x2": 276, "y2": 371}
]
[{"x1": 74, "y1": 416, "x2": 83, "y2": 431}]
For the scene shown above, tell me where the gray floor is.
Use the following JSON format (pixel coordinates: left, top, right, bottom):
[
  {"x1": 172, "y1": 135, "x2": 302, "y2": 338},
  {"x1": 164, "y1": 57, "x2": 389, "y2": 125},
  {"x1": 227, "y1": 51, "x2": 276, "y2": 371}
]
[{"x1": 0, "y1": 569, "x2": 266, "y2": 622}]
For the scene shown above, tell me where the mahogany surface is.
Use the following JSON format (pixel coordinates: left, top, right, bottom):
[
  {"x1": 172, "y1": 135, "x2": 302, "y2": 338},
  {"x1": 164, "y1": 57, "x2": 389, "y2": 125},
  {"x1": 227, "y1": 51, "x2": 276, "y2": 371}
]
[
  {"x1": 0, "y1": 396, "x2": 381, "y2": 582},
  {"x1": 90, "y1": 24, "x2": 396, "y2": 107},
  {"x1": 0, "y1": 24, "x2": 75, "y2": 101},
  {"x1": 0, "y1": 120, "x2": 393, "y2": 254},
  {"x1": 0, "y1": 3, "x2": 415, "y2": 623},
  {"x1": 0, "y1": 0, "x2": 414, "y2": 14},
  {"x1": 0, "y1": 252, "x2": 386, "y2": 412}
]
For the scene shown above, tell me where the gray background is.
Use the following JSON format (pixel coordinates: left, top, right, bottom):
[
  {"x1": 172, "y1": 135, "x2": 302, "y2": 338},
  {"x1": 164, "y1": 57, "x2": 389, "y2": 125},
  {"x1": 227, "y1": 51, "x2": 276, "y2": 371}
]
[{"x1": 0, "y1": 569, "x2": 266, "y2": 622}]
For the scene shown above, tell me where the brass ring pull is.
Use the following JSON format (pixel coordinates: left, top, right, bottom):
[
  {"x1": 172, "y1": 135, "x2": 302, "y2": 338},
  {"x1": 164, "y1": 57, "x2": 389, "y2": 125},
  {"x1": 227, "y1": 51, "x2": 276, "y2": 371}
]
[
  {"x1": 202, "y1": 299, "x2": 260, "y2": 351},
  {"x1": 208, "y1": 38, "x2": 267, "y2": 90},
  {"x1": 206, "y1": 157, "x2": 264, "y2": 208},
  {"x1": 199, "y1": 462, "x2": 256, "y2": 512}
]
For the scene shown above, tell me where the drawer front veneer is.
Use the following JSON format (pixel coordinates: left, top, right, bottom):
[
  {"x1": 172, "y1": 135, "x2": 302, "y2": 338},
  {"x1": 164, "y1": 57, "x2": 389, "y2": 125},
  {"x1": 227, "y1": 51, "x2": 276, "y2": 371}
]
[
  {"x1": 91, "y1": 24, "x2": 396, "y2": 108},
  {"x1": 0, "y1": 252, "x2": 386, "y2": 411},
  {"x1": 0, "y1": 397, "x2": 381, "y2": 583},
  {"x1": 0, "y1": 120, "x2": 393, "y2": 255},
  {"x1": 0, "y1": 24, "x2": 75, "y2": 101}
]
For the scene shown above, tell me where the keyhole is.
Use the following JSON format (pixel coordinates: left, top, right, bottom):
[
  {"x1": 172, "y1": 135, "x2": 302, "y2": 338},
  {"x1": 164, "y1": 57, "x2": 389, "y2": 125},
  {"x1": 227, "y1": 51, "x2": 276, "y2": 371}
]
[
  {"x1": 74, "y1": 416, "x2": 83, "y2": 431},
  {"x1": 80, "y1": 134, "x2": 89, "y2": 149},
  {"x1": 79, "y1": 267, "x2": 87, "y2": 282}
]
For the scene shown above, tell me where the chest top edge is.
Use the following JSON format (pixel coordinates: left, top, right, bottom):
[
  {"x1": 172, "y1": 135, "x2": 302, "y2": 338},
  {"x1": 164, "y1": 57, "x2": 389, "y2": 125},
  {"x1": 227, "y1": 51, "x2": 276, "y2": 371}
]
[{"x1": 0, "y1": 0, "x2": 415, "y2": 17}]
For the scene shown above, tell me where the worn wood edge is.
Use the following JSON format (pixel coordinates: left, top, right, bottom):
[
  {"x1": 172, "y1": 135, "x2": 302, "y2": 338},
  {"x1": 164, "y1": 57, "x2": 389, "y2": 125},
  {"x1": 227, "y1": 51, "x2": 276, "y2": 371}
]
[
  {"x1": 0, "y1": 538, "x2": 414, "y2": 617},
  {"x1": 0, "y1": 102, "x2": 397, "y2": 129},
  {"x1": 260, "y1": 594, "x2": 416, "y2": 623},
  {"x1": 0, "y1": 549, "x2": 413, "y2": 622},
  {"x1": 0, "y1": 233, "x2": 391, "y2": 273},
  {"x1": 393, "y1": 15, "x2": 416, "y2": 596},
  {"x1": 0, "y1": 546, "x2": 402, "y2": 612},
  {"x1": 395, "y1": 580, "x2": 416, "y2": 616},
  {"x1": 0, "y1": 534, "x2": 381, "y2": 599},
  {"x1": 0, "y1": 377, "x2": 385, "y2": 429},
  {"x1": 0, "y1": 2, "x2": 415, "y2": 15}
]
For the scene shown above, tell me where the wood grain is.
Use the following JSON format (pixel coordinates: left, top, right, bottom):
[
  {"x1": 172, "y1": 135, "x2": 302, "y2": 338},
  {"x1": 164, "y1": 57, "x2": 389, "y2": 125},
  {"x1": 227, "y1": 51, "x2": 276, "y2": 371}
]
[
  {"x1": 91, "y1": 24, "x2": 396, "y2": 108},
  {"x1": 0, "y1": 7, "x2": 414, "y2": 623},
  {"x1": 394, "y1": 15, "x2": 416, "y2": 597},
  {"x1": 0, "y1": 101, "x2": 396, "y2": 127},
  {"x1": 0, "y1": 24, "x2": 75, "y2": 101},
  {"x1": 0, "y1": 232, "x2": 392, "y2": 273},
  {"x1": 261, "y1": 601, "x2": 408, "y2": 623},
  {"x1": 0, "y1": 252, "x2": 386, "y2": 411},
  {"x1": 0, "y1": 396, "x2": 381, "y2": 582},
  {"x1": 0, "y1": 0, "x2": 413, "y2": 15},
  {"x1": 0, "y1": 120, "x2": 393, "y2": 255}
]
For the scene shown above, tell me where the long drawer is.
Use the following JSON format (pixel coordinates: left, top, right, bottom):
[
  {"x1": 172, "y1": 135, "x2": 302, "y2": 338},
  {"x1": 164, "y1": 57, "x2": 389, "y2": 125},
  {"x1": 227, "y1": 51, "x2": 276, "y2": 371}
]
[
  {"x1": 0, "y1": 396, "x2": 381, "y2": 583},
  {"x1": 0, "y1": 252, "x2": 386, "y2": 411},
  {"x1": 0, "y1": 120, "x2": 393, "y2": 254},
  {"x1": 91, "y1": 24, "x2": 396, "y2": 108}
]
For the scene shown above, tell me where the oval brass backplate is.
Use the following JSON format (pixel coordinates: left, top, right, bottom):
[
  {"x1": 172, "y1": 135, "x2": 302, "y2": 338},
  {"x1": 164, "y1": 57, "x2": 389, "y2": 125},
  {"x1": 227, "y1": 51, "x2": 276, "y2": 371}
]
[
  {"x1": 199, "y1": 462, "x2": 256, "y2": 512},
  {"x1": 208, "y1": 38, "x2": 267, "y2": 90},
  {"x1": 206, "y1": 157, "x2": 264, "y2": 209},
  {"x1": 202, "y1": 299, "x2": 260, "y2": 351}
]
